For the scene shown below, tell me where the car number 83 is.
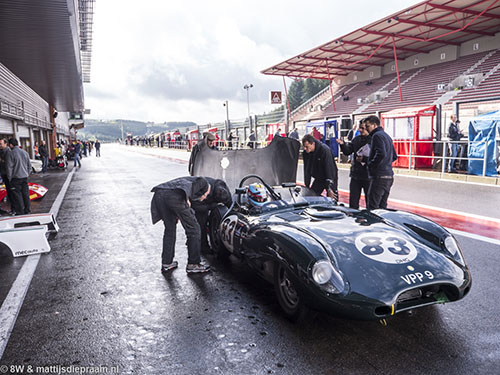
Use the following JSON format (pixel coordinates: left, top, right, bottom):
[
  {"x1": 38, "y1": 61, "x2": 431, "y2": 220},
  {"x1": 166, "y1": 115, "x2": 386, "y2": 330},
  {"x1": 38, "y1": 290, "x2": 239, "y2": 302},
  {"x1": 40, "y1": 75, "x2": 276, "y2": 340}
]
[{"x1": 354, "y1": 232, "x2": 418, "y2": 264}]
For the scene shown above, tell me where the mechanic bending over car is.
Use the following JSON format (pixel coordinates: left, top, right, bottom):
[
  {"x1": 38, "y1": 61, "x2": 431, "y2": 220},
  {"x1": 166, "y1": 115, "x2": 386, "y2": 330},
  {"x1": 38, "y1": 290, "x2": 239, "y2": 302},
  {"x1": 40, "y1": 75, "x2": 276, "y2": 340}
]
[
  {"x1": 150, "y1": 176, "x2": 211, "y2": 274},
  {"x1": 190, "y1": 177, "x2": 232, "y2": 253},
  {"x1": 301, "y1": 134, "x2": 338, "y2": 200}
]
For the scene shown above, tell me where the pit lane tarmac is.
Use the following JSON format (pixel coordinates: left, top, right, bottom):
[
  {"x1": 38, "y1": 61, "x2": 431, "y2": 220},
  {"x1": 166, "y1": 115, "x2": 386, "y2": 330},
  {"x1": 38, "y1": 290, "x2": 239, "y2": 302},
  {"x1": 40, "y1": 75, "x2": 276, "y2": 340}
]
[{"x1": 0, "y1": 144, "x2": 499, "y2": 375}]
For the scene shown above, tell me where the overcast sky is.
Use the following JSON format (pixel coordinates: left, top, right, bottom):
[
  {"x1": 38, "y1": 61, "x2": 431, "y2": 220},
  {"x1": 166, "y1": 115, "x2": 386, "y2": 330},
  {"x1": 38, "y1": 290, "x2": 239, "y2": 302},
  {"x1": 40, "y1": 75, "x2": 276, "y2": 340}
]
[{"x1": 84, "y1": 0, "x2": 419, "y2": 124}]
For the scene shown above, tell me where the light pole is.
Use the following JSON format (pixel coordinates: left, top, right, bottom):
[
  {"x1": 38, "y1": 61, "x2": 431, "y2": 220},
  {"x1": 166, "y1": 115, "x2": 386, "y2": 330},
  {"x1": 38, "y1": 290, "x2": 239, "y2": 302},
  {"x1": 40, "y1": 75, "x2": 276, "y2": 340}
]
[
  {"x1": 223, "y1": 100, "x2": 230, "y2": 139},
  {"x1": 243, "y1": 84, "x2": 253, "y2": 133}
]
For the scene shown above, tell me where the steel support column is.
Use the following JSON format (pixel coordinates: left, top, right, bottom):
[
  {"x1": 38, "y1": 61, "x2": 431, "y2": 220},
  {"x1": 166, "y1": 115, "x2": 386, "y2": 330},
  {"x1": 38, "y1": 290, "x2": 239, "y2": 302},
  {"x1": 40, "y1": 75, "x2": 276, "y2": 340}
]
[
  {"x1": 325, "y1": 59, "x2": 336, "y2": 113},
  {"x1": 392, "y1": 36, "x2": 403, "y2": 102}
]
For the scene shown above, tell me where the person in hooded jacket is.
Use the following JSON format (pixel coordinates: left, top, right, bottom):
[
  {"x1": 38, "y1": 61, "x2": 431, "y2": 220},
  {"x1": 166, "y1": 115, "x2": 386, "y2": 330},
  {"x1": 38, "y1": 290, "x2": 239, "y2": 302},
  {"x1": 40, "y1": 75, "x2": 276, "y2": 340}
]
[
  {"x1": 151, "y1": 176, "x2": 211, "y2": 273},
  {"x1": 190, "y1": 177, "x2": 232, "y2": 252},
  {"x1": 302, "y1": 134, "x2": 338, "y2": 200}
]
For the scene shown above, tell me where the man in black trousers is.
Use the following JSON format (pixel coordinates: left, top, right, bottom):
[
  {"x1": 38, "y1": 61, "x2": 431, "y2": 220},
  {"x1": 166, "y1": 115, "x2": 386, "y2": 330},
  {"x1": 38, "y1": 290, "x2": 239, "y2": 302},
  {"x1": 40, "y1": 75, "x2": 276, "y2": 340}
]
[
  {"x1": 336, "y1": 119, "x2": 371, "y2": 209},
  {"x1": 191, "y1": 177, "x2": 232, "y2": 252},
  {"x1": 151, "y1": 176, "x2": 211, "y2": 273},
  {"x1": 365, "y1": 115, "x2": 398, "y2": 210},
  {"x1": 6, "y1": 138, "x2": 32, "y2": 215},
  {"x1": 302, "y1": 134, "x2": 338, "y2": 200}
]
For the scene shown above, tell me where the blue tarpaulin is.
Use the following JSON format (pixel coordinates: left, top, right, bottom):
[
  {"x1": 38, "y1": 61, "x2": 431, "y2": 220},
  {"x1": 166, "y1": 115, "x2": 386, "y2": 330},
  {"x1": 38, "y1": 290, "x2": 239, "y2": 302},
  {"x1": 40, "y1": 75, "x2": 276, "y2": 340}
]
[{"x1": 468, "y1": 110, "x2": 500, "y2": 176}]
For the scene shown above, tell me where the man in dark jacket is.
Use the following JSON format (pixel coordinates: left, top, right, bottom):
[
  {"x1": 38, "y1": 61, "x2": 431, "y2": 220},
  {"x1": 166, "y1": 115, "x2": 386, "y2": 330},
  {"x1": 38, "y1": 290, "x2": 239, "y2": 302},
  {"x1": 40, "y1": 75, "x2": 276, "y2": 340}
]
[
  {"x1": 447, "y1": 114, "x2": 463, "y2": 173},
  {"x1": 191, "y1": 177, "x2": 232, "y2": 252},
  {"x1": 302, "y1": 134, "x2": 338, "y2": 199},
  {"x1": 7, "y1": 138, "x2": 32, "y2": 215},
  {"x1": 365, "y1": 115, "x2": 397, "y2": 210},
  {"x1": 95, "y1": 139, "x2": 101, "y2": 157},
  {"x1": 74, "y1": 140, "x2": 82, "y2": 167},
  {"x1": 188, "y1": 132, "x2": 217, "y2": 175},
  {"x1": 337, "y1": 120, "x2": 370, "y2": 209},
  {"x1": 151, "y1": 176, "x2": 211, "y2": 273},
  {"x1": 39, "y1": 140, "x2": 49, "y2": 173}
]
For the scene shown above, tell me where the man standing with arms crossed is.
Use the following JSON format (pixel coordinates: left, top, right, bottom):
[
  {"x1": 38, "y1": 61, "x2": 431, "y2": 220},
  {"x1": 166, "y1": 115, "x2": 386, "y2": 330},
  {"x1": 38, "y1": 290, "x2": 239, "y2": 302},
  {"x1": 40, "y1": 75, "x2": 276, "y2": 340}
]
[{"x1": 365, "y1": 116, "x2": 397, "y2": 210}]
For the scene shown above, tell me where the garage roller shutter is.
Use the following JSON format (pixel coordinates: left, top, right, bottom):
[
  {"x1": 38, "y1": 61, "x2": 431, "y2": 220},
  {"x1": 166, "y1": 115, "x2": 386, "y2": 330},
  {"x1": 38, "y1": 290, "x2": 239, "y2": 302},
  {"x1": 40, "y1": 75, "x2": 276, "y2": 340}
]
[{"x1": 0, "y1": 117, "x2": 13, "y2": 134}]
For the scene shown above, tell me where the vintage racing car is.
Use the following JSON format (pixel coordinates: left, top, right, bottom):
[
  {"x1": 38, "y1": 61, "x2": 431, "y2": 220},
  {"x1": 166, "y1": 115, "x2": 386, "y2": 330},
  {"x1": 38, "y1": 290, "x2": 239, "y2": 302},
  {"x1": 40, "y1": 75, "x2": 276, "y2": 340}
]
[
  {"x1": 208, "y1": 174, "x2": 471, "y2": 321},
  {"x1": 192, "y1": 137, "x2": 471, "y2": 321}
]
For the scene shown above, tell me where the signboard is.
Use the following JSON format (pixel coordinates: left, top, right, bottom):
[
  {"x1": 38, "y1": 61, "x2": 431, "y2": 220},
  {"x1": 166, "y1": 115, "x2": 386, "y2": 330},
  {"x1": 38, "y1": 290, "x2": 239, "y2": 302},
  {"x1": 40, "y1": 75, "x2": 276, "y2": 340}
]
[{"x1": 270, "y1": 91, "x2": 282, "y2": 104}]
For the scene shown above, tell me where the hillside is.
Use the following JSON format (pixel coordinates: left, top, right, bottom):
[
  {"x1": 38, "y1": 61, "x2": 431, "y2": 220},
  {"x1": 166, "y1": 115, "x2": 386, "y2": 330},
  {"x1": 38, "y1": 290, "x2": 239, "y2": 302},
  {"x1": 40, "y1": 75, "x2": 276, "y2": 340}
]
[{"x1": 78, "y1": 119, "x2": 197, "y2": 142}]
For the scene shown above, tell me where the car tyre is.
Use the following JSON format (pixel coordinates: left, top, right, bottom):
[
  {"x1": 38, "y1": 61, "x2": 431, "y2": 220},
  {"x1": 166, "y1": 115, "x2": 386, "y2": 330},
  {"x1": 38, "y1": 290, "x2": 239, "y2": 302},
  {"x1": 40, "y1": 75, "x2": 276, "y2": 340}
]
[
  {"x1": 208, "y1": 207, "x2": 230, "y2": 260},
  {"x1": 273, "y1": 261, "x2": 308, "y2": 322}
]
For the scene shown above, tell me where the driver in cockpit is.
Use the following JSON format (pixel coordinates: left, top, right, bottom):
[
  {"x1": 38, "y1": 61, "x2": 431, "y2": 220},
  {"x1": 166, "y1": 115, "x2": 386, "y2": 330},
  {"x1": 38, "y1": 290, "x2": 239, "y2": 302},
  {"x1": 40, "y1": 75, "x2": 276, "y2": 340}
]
[{"x1": 247, "y1": 183, "x2": 269, "y2": 209}]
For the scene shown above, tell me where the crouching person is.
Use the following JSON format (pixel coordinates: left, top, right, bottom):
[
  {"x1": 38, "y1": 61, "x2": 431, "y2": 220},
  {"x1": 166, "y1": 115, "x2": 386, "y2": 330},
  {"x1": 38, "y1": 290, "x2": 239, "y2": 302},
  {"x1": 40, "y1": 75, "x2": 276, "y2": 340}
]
[
  {"x1": 151, "y1": 176, "x2": 211, "y2": 274},
  {"x1": 191, "y1": 177, "x2": 232, "y2": 253}
]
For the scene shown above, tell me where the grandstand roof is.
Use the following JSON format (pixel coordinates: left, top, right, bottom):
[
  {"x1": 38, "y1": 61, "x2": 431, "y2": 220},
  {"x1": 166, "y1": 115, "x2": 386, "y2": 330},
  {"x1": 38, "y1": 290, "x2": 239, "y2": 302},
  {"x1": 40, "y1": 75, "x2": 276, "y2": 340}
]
[{"x1": 261, "y1": 0, "x2": 500, "y2": 80}]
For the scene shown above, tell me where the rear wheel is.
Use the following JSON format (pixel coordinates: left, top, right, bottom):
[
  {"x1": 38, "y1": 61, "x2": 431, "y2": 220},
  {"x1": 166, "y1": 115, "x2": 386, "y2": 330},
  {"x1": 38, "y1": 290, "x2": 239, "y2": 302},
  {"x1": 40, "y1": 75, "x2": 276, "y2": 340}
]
[
  {"x1": 208, "y1": 208, "x2": 230, "y2": 259},
  {"x1": 273, "y1": 262, "x2": 308, "y2": 322}
]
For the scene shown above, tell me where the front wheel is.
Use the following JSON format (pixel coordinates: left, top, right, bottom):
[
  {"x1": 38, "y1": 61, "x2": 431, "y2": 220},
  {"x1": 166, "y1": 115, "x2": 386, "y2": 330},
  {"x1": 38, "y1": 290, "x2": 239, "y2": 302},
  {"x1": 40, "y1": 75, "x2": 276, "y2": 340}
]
[
  {"x1": 273, "y1": 262, "x2": 308, "y2": 322},
  {"x1": 208, "y1": 207, "x2": 230, "y2": 260}
]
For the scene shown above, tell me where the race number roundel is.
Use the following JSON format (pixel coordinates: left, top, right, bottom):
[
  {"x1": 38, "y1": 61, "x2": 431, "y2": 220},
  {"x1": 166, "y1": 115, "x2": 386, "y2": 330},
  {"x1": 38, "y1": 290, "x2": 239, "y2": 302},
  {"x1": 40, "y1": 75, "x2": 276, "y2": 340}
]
[{"x1": 354, "y1": 232, "x2": 417, "y2": 264}]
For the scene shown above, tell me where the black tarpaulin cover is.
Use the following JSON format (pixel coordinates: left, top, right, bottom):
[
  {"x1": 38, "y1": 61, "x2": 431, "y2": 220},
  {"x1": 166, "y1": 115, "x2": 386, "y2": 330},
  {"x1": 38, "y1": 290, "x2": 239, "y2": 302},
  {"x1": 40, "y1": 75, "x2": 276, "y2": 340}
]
[{"x1": 192, "y1": 137, "x2": 300, "y2": 191}]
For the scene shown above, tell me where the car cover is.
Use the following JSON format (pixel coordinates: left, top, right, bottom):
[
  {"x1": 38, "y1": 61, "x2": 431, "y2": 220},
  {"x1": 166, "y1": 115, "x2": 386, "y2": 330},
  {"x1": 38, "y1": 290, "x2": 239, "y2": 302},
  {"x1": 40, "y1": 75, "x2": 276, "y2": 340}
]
[{"x1": 191, "y1": 136, "x2": 300, "y2": 191}]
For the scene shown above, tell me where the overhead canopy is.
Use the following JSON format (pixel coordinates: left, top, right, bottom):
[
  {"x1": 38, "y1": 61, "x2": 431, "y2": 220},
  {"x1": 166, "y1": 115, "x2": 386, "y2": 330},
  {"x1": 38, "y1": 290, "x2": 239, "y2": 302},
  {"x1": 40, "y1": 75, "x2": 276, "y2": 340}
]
[
  {"x1": 262, "y1": 0, "x2": 500, "y2": 80},
  {"x1": 0, "y1": 0, "x2": 95, "y2": 112}
]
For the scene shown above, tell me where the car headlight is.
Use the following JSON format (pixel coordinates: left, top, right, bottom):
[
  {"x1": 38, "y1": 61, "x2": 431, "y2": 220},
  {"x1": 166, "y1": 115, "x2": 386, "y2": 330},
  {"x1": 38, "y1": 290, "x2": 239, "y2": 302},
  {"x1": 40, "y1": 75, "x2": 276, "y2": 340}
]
[
  {"x1": 312, "y1": 260, "x2": 345, "y2": 294},
  {"x1": 444, "y1": 235, "x2": 465, "y2": 265},
  {"x1": 312, "y1": 261, "x2": 333, "y2": 284}
]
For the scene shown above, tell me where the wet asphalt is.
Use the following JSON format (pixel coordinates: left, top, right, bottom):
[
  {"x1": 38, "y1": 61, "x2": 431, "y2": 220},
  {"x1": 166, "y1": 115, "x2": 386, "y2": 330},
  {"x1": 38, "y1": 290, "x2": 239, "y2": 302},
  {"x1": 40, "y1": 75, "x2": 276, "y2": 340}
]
[{"x1": 0, "y1": 144, "x2": 499, "y2": 375}]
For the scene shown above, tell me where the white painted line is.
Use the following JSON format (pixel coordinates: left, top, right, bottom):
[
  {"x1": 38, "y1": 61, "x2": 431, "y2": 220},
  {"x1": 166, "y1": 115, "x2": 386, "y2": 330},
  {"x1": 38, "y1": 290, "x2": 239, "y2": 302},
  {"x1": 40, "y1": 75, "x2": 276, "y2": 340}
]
[
  {"x1": 395, "y1": 172, "x2": 500, "y2": 189},
  {"x1": 446, "y1": 228, "x2": 500, "y2": 247},
  {"x1": 337, "y1": 187, "x2": 500, "y2": 224},
  {"x1": 0, "y1": 168, "x2": 75, "y2": 359},
  {"x1": 387, "y1": 196, "x2": 500, "y2": 224}
]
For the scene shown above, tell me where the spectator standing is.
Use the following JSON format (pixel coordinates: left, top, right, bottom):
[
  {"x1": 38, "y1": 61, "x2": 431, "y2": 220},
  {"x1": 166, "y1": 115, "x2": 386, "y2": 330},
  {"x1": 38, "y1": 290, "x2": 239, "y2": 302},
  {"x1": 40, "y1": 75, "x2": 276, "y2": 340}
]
[
  {"x1": 6, "y1": 138, "x2": 31, "y2": 215},
  {"x1": 191, "y1": 177, "x2": 232, "y2": 252},
  {"x1": 302, "y1": 134, "x2": 338, "y2": 200},
  {"x1": 337, "y1": 121, "x2": 370, "y2": 209},
  {"x1": 365, "y1": 115, "x2": 398, "y2": 210},
  {"x1": 39, "y1": 140, "x2": 49, "y2": 174},
  {"x1": 0, "y1": 138, "x2": 13, "y2": 213},
  {"x1": 274, "y1": 128, "x2": 282, "y2": 138},
  {"x1": 150, "y1": 176, "x2": 211, "y2": 273},
  {"x1": 247, "y1": 131, "x2": 256, "y2": 149},
  {"x1": 188, "y1": 132, "x2": 217, "y2": 175},
  {"x1": 347, "y1": 123, "x2": 360, "y2": 141},
  {"x1": 447, "y1": 115, "x2": 464, "y2": 173},
  {"x1": 95, "y1": 139, "x2": 101, "y2": 157},
  {"x1": 288, "y1": 127, "x2": 299, "y2": 140},
  {"x1": 74, "y1": 140, "x2": 82, "y2": 168},
  {"x1": 312, "y1": 126, "x2": 322, "y2": 141},
  {"x1": 227, "y1": 131, "x2": 235, "y2": 150}
]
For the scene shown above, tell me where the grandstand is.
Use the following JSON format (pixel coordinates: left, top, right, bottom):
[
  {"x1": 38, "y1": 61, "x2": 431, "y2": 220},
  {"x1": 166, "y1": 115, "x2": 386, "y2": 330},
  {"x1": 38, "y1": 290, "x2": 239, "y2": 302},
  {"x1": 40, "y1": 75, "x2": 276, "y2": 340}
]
[{"x1": 262, "y1": 0, "x2": 500, "y2": 138}]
